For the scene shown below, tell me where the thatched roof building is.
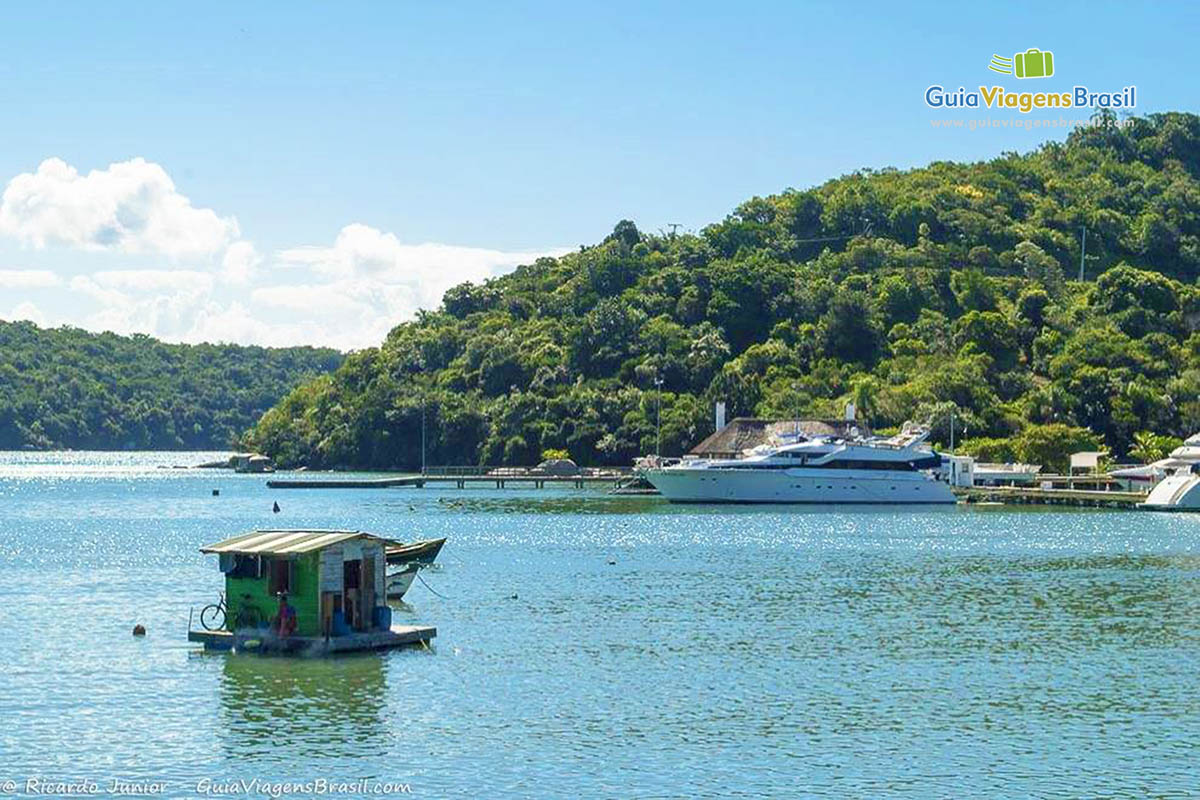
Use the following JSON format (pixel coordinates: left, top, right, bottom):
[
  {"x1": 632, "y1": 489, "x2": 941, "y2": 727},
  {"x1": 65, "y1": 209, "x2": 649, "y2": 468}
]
[{"x1": 687, "y1": 418, "x2": 869, "y2": 460}]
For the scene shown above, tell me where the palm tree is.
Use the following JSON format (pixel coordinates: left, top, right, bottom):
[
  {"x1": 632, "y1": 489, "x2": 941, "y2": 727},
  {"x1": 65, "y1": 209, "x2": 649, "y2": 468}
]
[
  {"x1": 1129, "y1": 431, "x2": 1176, "y2": 464},
  {"x1": 850, "y1": 377, "x2": 878, "y2": 426}
]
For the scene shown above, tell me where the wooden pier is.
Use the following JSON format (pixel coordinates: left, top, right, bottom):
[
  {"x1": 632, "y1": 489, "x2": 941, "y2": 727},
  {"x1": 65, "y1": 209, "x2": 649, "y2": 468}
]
[
  {"x1": 955, "y1": 485, "x2": 1145, "y2": 509},
  {"x1": 268, "y1": 476, "x2": 426, "y2": 489},
  {"x1": 268, "y1": 465, "x2": 630, "y2": 490}
]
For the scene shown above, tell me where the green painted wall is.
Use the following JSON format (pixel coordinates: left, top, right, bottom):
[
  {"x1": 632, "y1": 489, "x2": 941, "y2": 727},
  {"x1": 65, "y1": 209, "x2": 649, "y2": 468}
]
[
  {"x1": 225, "y1": 552, "x2": 321, "y2": 636},
  {"x1": 290, "y1": 553, "x2": 320, "y2": 636}
]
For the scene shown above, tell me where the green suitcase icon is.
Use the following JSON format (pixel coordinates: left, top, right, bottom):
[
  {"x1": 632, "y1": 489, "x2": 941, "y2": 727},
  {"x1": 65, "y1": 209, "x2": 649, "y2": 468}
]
[{"x1": 1014, "y1": 48, "x2": 1053, "y2": 79}]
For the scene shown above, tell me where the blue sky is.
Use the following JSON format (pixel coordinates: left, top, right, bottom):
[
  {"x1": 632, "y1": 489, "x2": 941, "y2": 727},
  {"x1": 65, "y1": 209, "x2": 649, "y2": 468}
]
[{"x1": 0, "y1": 1, "x2": 1195, "y2": 348}]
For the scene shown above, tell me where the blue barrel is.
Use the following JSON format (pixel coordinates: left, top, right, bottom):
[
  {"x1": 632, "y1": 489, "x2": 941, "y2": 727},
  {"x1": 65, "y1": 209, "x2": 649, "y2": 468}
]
[{"x1": 372, "y1": 605, "x2": 392, "y2": 630}]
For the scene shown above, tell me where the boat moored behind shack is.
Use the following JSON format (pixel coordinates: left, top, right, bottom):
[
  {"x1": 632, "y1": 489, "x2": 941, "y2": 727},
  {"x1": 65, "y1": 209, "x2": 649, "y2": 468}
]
[{"x1": 188, "y1": 529, "x2": 436, "y2": 654}]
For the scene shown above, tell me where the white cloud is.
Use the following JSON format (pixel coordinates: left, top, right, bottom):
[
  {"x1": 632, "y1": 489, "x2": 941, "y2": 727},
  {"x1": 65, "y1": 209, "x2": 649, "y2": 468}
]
[
  {"x1": 0, "y1": 158, "x2": 567, "y2": 349},
  {"x1": 69, "y1": 275, "x2": 130, "y2": 308},
  {"x1": 68, "y1": 272, "x2": 212, "y2": 339},
  {"x1": 221, "y1": 241, "x2": 261, "y2": 285},
  {"x1": 251, "y1": 282, "x2": 371, "y2": 316},
  {"x1": 91, "y1": 269, "x2": 214, "y2": 294},
  {"x1": 0, "y1": 157, "x2": 238, "y2": 257},
  {"x1": 0, "y1": 300, "x2": 50, "y2": 325},
  {"x1": 277, "y1": 223, "x2": 564, "y2": 313},
  {"x1": 183, "y1": 301, "x2": 308, "y2": 348},
  {"x1": 0, "y1": 269, "x2": 61, "y2": 288},
  {"x1": 182, "y1": 300, "x2": 392, "y2": 350}
]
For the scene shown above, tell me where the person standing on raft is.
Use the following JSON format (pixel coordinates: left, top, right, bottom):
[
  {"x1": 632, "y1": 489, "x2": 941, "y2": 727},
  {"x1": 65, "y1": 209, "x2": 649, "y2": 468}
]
[{"x1": 272, "y1": 593, "x2": 297, "y2": 637}]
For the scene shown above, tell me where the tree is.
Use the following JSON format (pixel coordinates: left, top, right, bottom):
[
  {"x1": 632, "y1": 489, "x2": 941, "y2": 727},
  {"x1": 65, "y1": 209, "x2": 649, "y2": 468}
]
[
  {"x1": 605, "y1": 220, "x2": 642, "y2": 249},
  {"x1": 950, "y1": 269, "x2": 998, "y2": 312},
  {"x1": 1128, "y1": 431, "x2": 1181, "y2": 464},
  {"x1": 1012, "y1": 424, "x2": 1101, "y2": 473},
  {"x1": 1013, "y1": 241, "x2": 1065, "y2": 293},
  {"x1": 953, "y1": 311, "x2": 1021, "y2": 372},
  {"x1": 819, "y1": 290, "x2": 882, "y2": 365}
]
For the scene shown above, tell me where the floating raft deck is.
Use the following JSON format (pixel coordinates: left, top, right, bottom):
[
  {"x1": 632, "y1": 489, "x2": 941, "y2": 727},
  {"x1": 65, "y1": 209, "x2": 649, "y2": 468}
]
[
  {"x1": 955, "y1": 486, "x2": 1145, "y2": 509},
  {"x1": 188, "y1": 624, "x2": 436, "y2": 653}
]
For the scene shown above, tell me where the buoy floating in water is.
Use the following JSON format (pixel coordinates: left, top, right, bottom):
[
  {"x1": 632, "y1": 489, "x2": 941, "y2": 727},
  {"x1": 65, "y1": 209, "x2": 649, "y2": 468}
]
[
  {"x1": 272, "y1": 501, "x2": 281, "y2": 513},
  {"x1": 212, "y1": 489, "x2": 220, "y2": 496},
  {"x1": 132, "y1": 624, "x2": 146, "y2": 636}
]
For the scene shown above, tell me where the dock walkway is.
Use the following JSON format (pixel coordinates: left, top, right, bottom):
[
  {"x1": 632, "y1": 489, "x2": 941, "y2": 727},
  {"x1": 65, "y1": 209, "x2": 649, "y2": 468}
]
[
  {"x1": 955, "y1": 485, "x2": 1145, "y2": 508},
  {"x1": 268, "y1": 465, "x2": 630, "y2": 490}
]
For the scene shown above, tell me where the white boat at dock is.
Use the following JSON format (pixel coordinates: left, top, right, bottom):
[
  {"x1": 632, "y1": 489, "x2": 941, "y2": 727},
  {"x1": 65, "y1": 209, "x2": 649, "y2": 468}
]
[
  {"x1": 1139, "y1": 464, "x2": 1200, "y2": 510},
  {"x1": 1111, "y1": 432, "x2": 1200, "y2": 490},
  {"x1": 642, "y1": 423, "x2": 955, "y2": 505}
]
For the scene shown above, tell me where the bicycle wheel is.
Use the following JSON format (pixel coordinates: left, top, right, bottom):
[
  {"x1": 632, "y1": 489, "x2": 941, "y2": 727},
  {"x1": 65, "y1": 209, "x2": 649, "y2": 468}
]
[{"x1": 199, "y1": 603, "x2": 225, "y2": 631}]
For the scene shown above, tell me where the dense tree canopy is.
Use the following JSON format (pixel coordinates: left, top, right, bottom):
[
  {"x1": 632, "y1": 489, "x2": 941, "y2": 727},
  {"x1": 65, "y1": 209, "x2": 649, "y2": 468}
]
[
  {"x1": 244, "y1": 113, "x2": 1200, "y2": 470},
  {"x1": 0, "y1": 321, "x2": 342, "y2": 450}
]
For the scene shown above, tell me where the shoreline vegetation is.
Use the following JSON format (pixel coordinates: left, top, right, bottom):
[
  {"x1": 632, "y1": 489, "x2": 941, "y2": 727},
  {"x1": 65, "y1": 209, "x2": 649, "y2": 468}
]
[
  {"x1": 0, "y1": 322, "x2": 342, "y2": 451},
  {"x1": 243, "y1": 112, "x2": 1200, "y2": 473}
]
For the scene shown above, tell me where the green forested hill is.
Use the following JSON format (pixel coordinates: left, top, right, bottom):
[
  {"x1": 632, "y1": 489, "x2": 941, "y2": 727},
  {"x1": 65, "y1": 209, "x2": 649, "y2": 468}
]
[
  {"x1": 0, "y1": 321, "x2": 342, "y2": 450},
  {"x1": 244, "y1": 112, "x2": 1200, "y2": 471}
]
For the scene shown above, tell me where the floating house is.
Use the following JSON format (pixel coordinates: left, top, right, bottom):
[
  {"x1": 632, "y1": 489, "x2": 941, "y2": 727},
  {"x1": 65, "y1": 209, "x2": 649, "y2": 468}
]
[
  {"x1": 231, "y1": 453, "x2": 274, "y2": 473},
  {"x1": 188, "y1": 529, "x2": 435, "y2": 654}
]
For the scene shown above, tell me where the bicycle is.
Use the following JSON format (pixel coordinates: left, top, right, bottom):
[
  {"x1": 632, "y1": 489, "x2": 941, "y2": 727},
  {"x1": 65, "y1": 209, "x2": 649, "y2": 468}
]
[{"x1": 199, "y1": 592, "x2": 265, "y2": 631}]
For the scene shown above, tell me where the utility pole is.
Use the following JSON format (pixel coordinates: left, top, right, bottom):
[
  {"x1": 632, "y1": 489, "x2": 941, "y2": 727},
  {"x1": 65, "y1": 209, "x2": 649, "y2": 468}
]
[
  {"x1": 654, "y1": 376, "x2": 663, "y2": 458},
  {"x1": 421, "y1": 399, "x2": 427, "y2": 476},
  {"x1": 1079, "y1": 226, "x2": 1087, "y2": 282},
  {"x1": 949, "y1": 408, "x2": 955, "y2": 453},
  {"x1": 793, "y1": 382, "x2": 799, "y2": 436},
  {"x1": 667, "y1": 223, "x2": 681, "y2": 238}
]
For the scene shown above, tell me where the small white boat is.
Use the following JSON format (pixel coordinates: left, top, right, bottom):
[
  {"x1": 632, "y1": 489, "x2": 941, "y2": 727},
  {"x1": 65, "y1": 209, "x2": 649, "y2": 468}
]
[
  {"x1": 384, "y1": 537, "x2": 446, "y2": 601},
  {"x1": 386, "y1": 564, "x2": 420, "y2": 600}
]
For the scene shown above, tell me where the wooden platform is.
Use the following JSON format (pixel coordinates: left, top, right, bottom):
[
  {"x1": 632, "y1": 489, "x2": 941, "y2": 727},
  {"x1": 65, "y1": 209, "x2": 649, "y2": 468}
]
[
  {"x1": 268, "y1": 474, "x2": 621, "y2": 489},
  {"x1": 267, "y1": 477, "x2": 425, "y2": 489},
  {"x1": 955, "y1": 485, "x2": 1145, "y2": 508},
  {"x1": 188, "y1": 624, "x2": 436, "y2": 654}
]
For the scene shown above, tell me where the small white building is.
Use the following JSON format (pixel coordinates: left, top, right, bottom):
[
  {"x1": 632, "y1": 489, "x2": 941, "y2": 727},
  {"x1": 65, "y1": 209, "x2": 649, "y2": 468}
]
[
  {"x1": 1070, "y1": 451, "x2": 1108, "y2": 475},
  {"x1": 940, "y1": 454, "x2": 975, "y2": 487},
  {"x1": 974, "y1": 462, "x2": 1042, "y2": 486}
]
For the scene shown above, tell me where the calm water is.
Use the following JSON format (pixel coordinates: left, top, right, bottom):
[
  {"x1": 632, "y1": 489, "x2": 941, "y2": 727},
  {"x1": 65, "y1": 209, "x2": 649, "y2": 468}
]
[{"x1": 1, "y1": 452, "x2": 1199, "y2": 798}]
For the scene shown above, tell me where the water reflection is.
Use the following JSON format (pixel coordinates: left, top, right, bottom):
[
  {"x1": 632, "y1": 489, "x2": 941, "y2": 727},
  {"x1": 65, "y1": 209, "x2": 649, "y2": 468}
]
[{"x1": 218, "y1": 654, "x2": 387, "y2": 760}]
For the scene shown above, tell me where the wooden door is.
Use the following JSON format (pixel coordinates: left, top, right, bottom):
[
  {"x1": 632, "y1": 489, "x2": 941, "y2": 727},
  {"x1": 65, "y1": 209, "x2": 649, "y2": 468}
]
[{"x1": 361, "y1": 556, "x2": 375, "y2": 629}]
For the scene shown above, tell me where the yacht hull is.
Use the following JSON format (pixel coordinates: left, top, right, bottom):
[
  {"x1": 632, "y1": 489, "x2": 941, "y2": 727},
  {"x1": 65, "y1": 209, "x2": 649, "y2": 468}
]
[
  {"x1": 1139, "y1": 473, "x2": 1200, "y2": 510},
  {"x1": 644, "y1": 467, "x2": 957, "y2": 504}
]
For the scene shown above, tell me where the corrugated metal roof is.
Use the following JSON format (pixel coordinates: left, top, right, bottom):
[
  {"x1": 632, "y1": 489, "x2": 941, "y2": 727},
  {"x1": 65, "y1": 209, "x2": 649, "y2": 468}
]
[{"x1": 200, "y1": 529, "x2": 402, "y2": 555}]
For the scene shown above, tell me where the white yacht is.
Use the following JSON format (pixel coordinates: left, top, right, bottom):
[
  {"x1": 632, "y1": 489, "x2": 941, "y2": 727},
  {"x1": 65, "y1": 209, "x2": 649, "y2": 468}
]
[
  {"x1": 1140, "y1": 464, "x2": 1200, "y2": 510},
  {"x1": 1110, "y1": 432, "x2": 1200, "y2": 490},
  {"x1": 642, "y1": 424, "x2": 956, "y2": 504}
]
